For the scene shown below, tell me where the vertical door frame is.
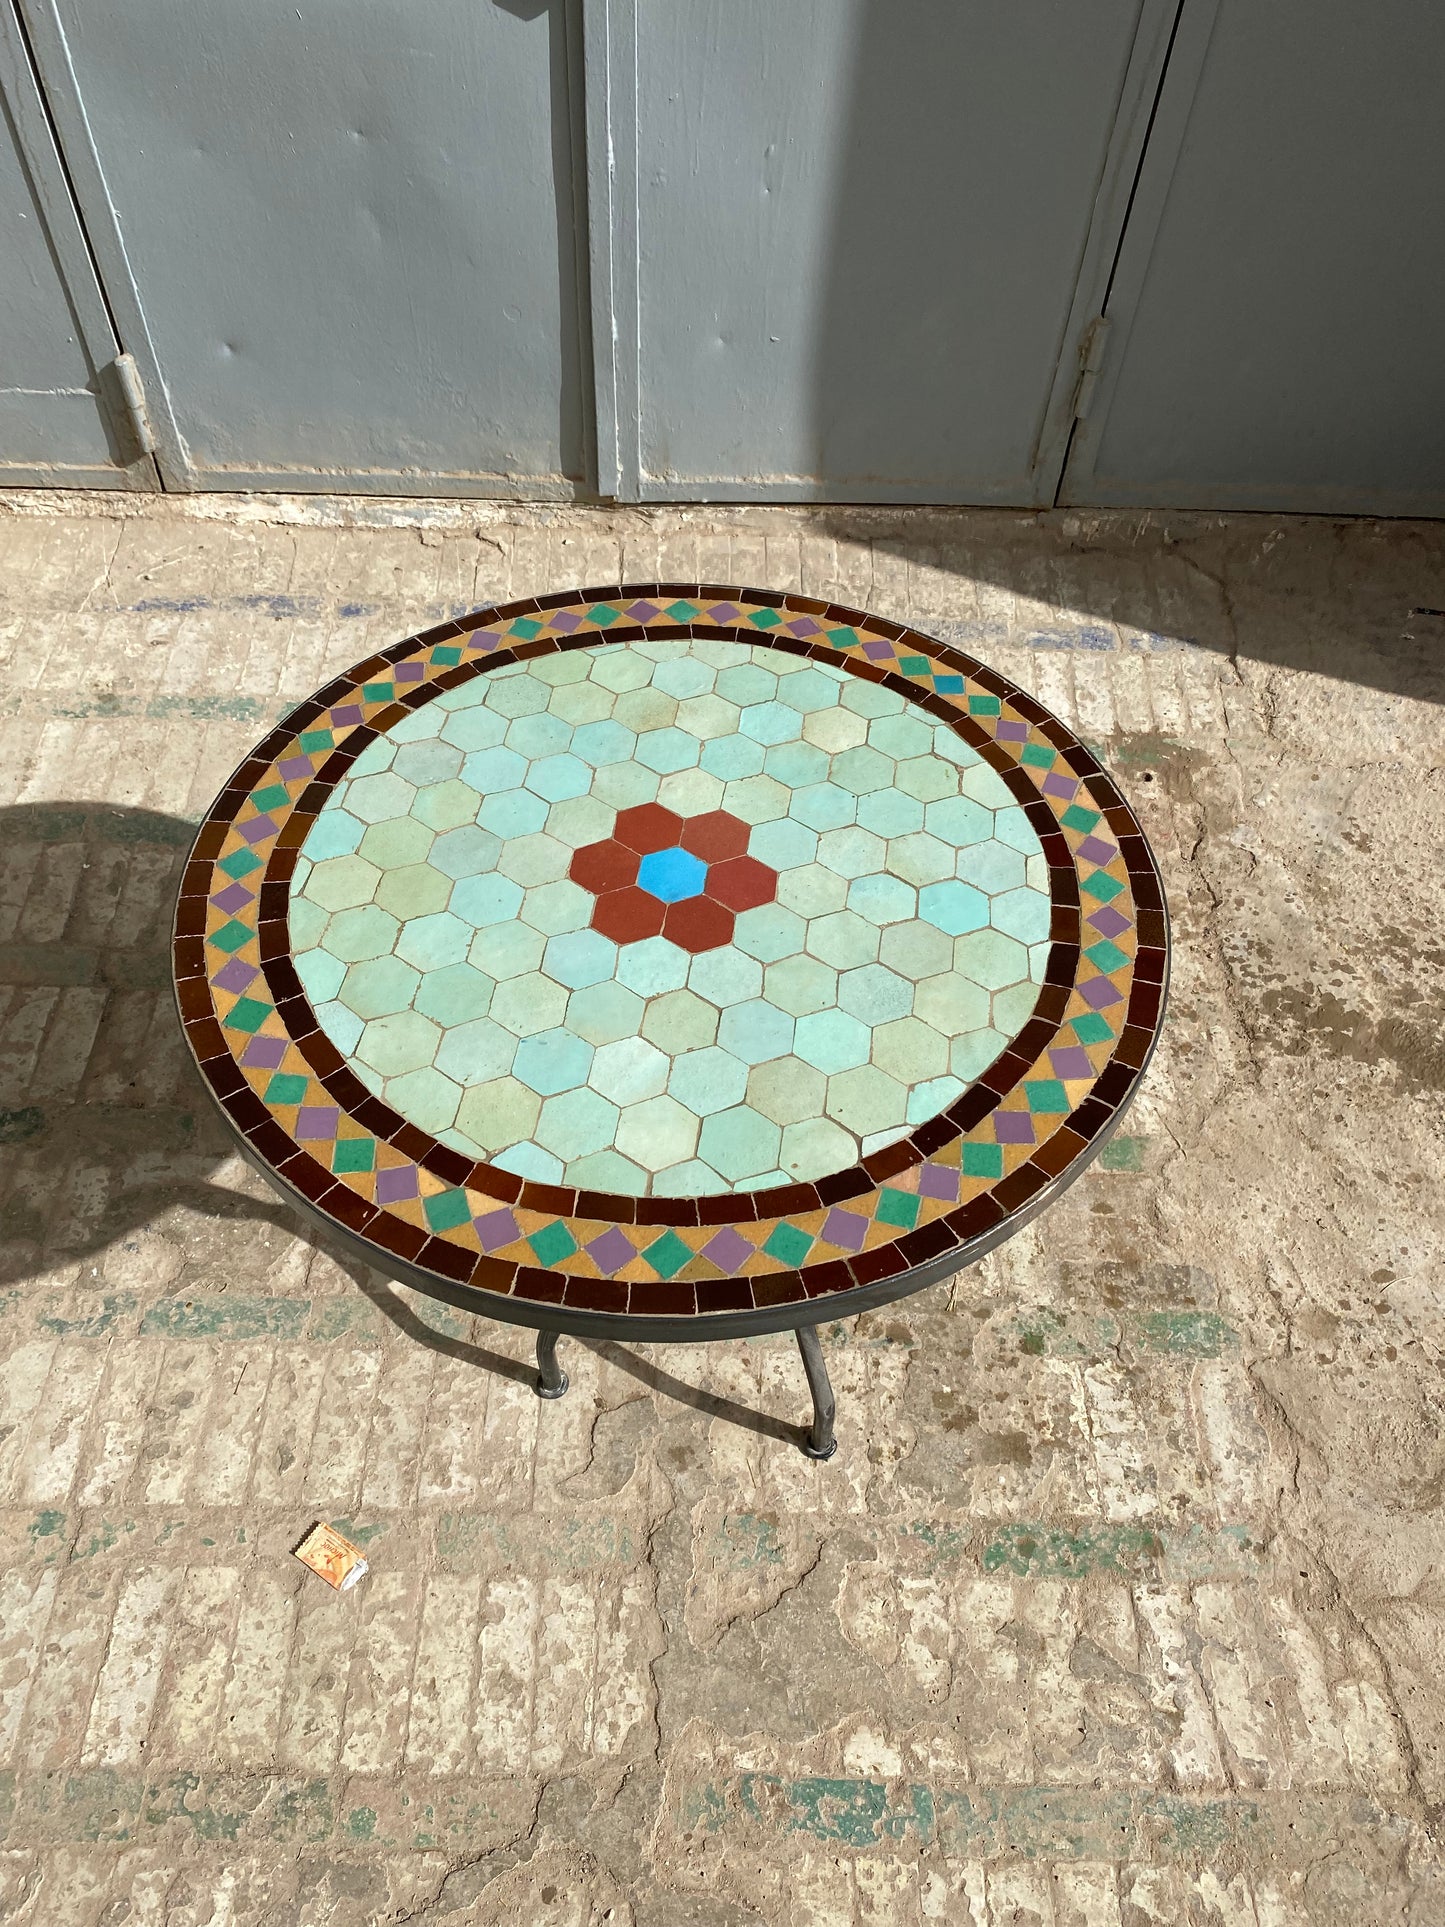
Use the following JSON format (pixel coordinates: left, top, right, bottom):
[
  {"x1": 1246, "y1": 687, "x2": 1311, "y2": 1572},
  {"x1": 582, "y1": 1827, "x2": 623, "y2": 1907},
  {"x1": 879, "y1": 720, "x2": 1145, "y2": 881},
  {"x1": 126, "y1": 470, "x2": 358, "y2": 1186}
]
[
  {"x1": 1057, "y1": 0, "x2": 1221, "y2": 505},
  {"x1": 0, "y1": 0, "x2": 156, "y2": 486},
  {"x1": 16, "y1": 0, "x2": 193, "y2": 486}
]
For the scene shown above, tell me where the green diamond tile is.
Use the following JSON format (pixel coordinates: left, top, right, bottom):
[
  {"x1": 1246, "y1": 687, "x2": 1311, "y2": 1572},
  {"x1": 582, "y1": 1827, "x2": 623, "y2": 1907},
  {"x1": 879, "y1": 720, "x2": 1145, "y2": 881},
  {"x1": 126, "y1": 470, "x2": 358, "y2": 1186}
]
[
  {"x1": 828, "y1": 627, "x2": 862, "y2": 649},
  {"x1": 209, "y1": 919, "x2": 253, "y2": 954},
  {"x1": 1020, "y1": 743, "x2": 1055, "y2": 769},
  {"x1": 432, "y1": 645, "x2": 463, "y2": 665},
  {"x1": 218, "y1": 847, "x2": 262, "y2": 880},
  {"x1": 529, "y1": 1220, "x2": 578, "y2": 1267},
  {"x1": 898, "y1": 655, "x2": 930, "y2": 676},
  {"x1": 362, "y1": 681, "x2": 396, "y2": 703},
  {"x1": 299, "y1": 727, "x2": 336, "y2": 753},
  {"x1": 332, "y1": 1137, "x2": 376, "y2": 1174},
  {"x1": 1084, "y1": 938, "x2": 1129, "y2": 973},
  {"x1": 762, "y1": 1222, "x2": 813, "y2": 1267},
  {"x1": 875, "y1": 1187, "x2": 920, "y2": 1231},
  {"x1": 1061, "y1": 803, "x2": 1101, "y2": 833},
  {"x1": 423, "y1": 1187, "x2": 472, "y2": 1233},
  {"x1": 967, "y1": 695, "x2": 1001, "y2": 716},
  {"x1": 641, "y1": 1229, "x2": 692, "y2": 1278},
  {"x1": 746, "y1": 608, "x2": 782, "y2": 628},
  {"x1": 250, "y1": 783, "x2": 289, "y2": 812},
  {"x1": 664, "y1": 600, "x2": 699, "y2": 621},
  {"x1": 584, "y1": 605, "x2": 621, "y2": 626},
  {"x1": 1070, "y1": 1011, "x2": 1113, "y2": 1045},
  {"x1": 1023, "y1": 1078, "x2": 1069, "y2": 1113},
  {"x1": 224, "y1": 996, "x2": 271, "y2": 1034},
  {"x1": 1081, "y1": 870, "x2": 1124, "y2": 903},
  {"x1": 961, "y1": 1141, "x2": 1004, "y2": 1178},
  {"x1": 263, "y1": 1072, "x2": 309, "y2": 1106}
]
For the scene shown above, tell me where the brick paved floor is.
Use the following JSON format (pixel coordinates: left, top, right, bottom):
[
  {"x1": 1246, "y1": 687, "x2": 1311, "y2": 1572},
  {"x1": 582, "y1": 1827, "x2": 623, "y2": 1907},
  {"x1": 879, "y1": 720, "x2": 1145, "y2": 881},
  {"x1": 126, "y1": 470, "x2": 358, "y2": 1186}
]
[{"x1": 0, "y1": 493, "x2": 1442, "y2": 1924}]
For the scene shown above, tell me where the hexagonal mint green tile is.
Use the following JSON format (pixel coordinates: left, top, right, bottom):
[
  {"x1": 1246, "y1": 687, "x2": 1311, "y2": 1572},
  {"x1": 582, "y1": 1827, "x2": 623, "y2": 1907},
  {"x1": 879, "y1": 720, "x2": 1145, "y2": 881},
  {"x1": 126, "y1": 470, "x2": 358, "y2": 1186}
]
[
  {"x1": 763, "y1": 953, "x2": 838, "y2": 1017},
  {"x1": 590, "y1": 1035, "x2": 669, "y2": 1105},
  {"x1": 450, "y1": 871, "x2": 524, "y2": 928},
  {"x1": 950, "y1": 1027, "x2": 1007, "y2": 1080},
  {"x1": 872, "y1": 1016, "x2": 949, "y2": 1084},
  {"x1": 801, "y1": 706, "x2": 867, "y2": 755},
  {"x1": 346, "y1": 735, "x2": 397, "y2": 778},
  {"x1": 717, "y1": 998, "x2": 794, "y2": 1066},
  {"x1": 347, "y1": 772, "x2": 417, "y2": 824},
  {"x1": 780, "y1": 1114, "x2": 856, "y2": 1179},
  {"x1": 746, "y1": 1055, "x2": 826, "y2": 1127},
  {"x1": 641, "y1": 988, "x2": 718, "y2": 1053},
  {"x1": 469, "y1": 921, "x2": 543, "y2": 981},
  {"x1": 816, "y1": 826, "x2": 886, "y2": 879},
  {"x1": 526, "y1": 753, "x2": 591, "y2": 803},
  {"x1": 482, "y1": 671, "x2": 550, "y2": 720},
  {"x1": 294, "y1": 945, "x2": 346, "y2": 1005},
  {"x1": 906, "y1": 1074, "x2": 965, "y2": 1124},
  {"x1": 805, "y1": 910, "x2": 879, "y2": 971},
  {"x1": 722, "y1": 774, "x2": 790, "y2": 825},
  {"x1": 426, "y1": 825, "x2": 498, "y2": 881},
  {"x1": 355, "y1": 1009, "x2": 442, "y2": 1077},
  {"x1": 652, "y1": 653, "x2": 715, "y2": 700},
  {"x1": 675, "y1": 694, "x2": 740, "y2": 741},
  {"x1": 566, "y1": 980, "x2": 645, "y2": 1046},
  {"x1": 776, "y1": 862, "x2": 848, "y2": 920},
  {"x1": 323, "y1": 904, "x2": 400, "y2": 963},
  {"x1": 433, "y1": 1015, "x2": 515, "y2": 1086},
  {"x1": 613, "y1": 687, "x2": 677, "y2": 733},
  {"x1": 393, "y1": 739, "x2": 464, "y2": 786},
  {"x1": 697, "y1": 1105, "x2": 782, "y2": 1182},
  {"x1": 794, "y1": 1008, "x2": 870, "y2": 1074},
  {"x1": 544, "y1": 794, "x2": 616, "y2": 849},
  {"x1": 300, "y1": 807, "x2": 365, "y2": 860},
  {"x1": 395, "y1": 912, "x2": 471, "y2": 972},
  {"x1": 339, "y1": 954, "x2": 421, "y2": 1020},
  {"x1": 314, "y1": 998, "x2": 363, "y2": 1056},
  {"x1": 657, "y1": 768, "x2": 724, "y2": 817},
  {"x1": 519, "y1": 879, "x2": 593, "y2": 936},
  {"x1": 512, "y1": 1026, "x2": 594, "y2": 1096},
  {"x1": 616, "y1": 1094, "x2": 700, "y2": 1169},
  {"x1": 668, "y1": 1046, "x2": 748, "y2": 1116},
  {"x1": 494, "y1": 832, "x2": 568, "y2": 887},
  {"x1": 924, "y1": 794, "x2": 994, "y2": 845},
  {"x1": 993, "y1": 980, "x2": 1042, "y2": 1035},
  {"x1": 715, "y1": 662, "x2": 776, "y2": 707},
  {"x1": 571, "y1": 719, "x2": 637, "y2": 767},
  {"x1": 542, "y1": 929, "x2": 618, "y2": 991},
  {"x1": 548, "y1": 682, "x2": 615, "y2": 729},
  {"x1": 383, "y1": 1065, "x2": 462, "y2": 1136},
  {"x1": 894, "y1": 755, "x2": 958, "y2": 804},
  {"x1": 651, "y1": 1156, "x2": 728, "y2": 1197},
  {"x1": 918, "y1": 879, "x2": 989, "y2": 936},
  {"x1": 830, "y1": 745, "x2": 895, "y2": 796},
  {"x1": 838, "y1": 963, "x2": 912, "y2": 1025},
  {"x1": 699, "y1": 734, "x2": 765, "y2": 782},
  {"x1": 415, "y1": 961, "x2": 496, "y2": 1027},
  {"x1": 825, "y1": 1064, "x2": 907, "y2": 1137},
  {"x1": 461, "y1": 745, "x2": 527, "y2": 793},
  {"x1": 856, "y1": 788, "x2": 924, "y2": 839},
  {"x1": 846, "y1": 872, "x2": 916, "y2": 927},
  {"x1": 439, "y1": 702, "x2": 508, "y2": 752},
  {"x1": 959, "y1": 759, "x2": 1021, "y2": 810},
  {"x1": 778, "y1": 666, "x2": 847, "y2": 714},
  {"x1": 867, "y1": 712, "x2": 934, "y2": 761},
  {"x1": 305, "y1": 854, "x2": 382, "y2": 912},
  {"x1": 505, "y1": 711, "x2": 573, "y2": 760},
  {"x1": 371, "y1": 863, "x2": 450, "y2": 922},
  {"x1": 566, "y1": 1148, "x2": 649, "y2": 1192},
  {"x1": 478, "y1": 788, "x2": 548, "y2": 839},
  {"x1": 535, "y1": 1086, "x2": 619, "y2": 1161},
  {"x1": 455, "y1": 1075, "x2": 540, "y2": 1152},
  {"x1": 590, "y1": 648, "x2": 653, "y2": 694},
  {"x1": 493, "y1": 1140, "x2": 564, "y2": 1183},
  {"x1": 687, "y1": 947, "x2": 762, "y2": 1009},
  {"x1": 955, "y1": 838, "x2": 1027, "y2": 893},
  {"x1": 790, "y1": 781, "x2": 857, "y2": 832},
  {"x1": 489, "y1": 971, "x2": 569, "y2": 1037},
  {"x1": 991, "y1": 886, "x2": 1051, "y2": 943},
  {"x1": 616, "y1": 937, "x2": 690, "y2": 997},
  {"x1": 953, "y1": 928, "x2": 1029, "y2": 991},
  {"x1": 749, "y1": 815, "x2": 818, "y2": 871},
  {"x1": 887, "y1": 831, "x2": 955, "y2": 888},
  {"x1": 878, "y1": 920, "x2": 954, "y2": 982},
  {"x1": 912, "y1": 970, "x2": 991, "y2": 1035},
  {"x1": 358, "y1": 816, "x2": 435, "y2": 869}
]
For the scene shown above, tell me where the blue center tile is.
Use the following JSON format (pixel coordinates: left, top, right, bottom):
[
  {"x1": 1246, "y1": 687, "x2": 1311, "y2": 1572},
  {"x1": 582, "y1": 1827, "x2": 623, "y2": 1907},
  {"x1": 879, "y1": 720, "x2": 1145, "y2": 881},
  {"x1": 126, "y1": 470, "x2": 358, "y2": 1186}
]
[{"x1": 637, "y1": 845, "x2": 707, "y2": 903}]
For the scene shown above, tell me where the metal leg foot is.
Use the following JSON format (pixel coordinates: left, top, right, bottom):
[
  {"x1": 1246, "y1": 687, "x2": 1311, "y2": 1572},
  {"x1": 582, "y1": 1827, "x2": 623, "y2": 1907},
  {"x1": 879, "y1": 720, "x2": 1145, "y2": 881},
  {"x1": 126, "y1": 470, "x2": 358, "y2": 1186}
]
[
  {"x1": 796, "y1": 1324, "x2": 837, "y2": 1460},
  {"x1": 535, "y1": 1329, "x2": 568, "y2": 1399}
]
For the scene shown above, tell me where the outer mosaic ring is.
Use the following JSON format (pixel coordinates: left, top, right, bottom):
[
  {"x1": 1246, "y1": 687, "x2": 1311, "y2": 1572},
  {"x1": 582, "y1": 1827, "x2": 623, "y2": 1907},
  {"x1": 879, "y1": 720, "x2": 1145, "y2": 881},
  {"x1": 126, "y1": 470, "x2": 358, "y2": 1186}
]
[{"x1": 173, "y1": 585, "x2": 1169, "y2": 1341}]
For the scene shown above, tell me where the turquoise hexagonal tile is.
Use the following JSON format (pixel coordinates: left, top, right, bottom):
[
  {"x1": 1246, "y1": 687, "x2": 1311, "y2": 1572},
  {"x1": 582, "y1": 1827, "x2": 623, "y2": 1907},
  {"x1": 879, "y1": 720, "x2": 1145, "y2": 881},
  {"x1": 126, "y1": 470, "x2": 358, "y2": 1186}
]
[
  {"x1": 535, "y1": 1087, "x2": 619, "y2": 1160},
  {"x1": 867, "y1": 712, "x2": 934, "y2": 761},
  {"x1": 468, "y1": 920, "x2": 543, "y2": 980},
  {"x1": 652, "y1": 653, "x2": 715, "y2": 699},
  {"x1": 512, "y1": 1026, "x2": 594, "y2": 1096},
  {"x1": 347, "y1": 772, "x2": 417, "y2": 824},
  {"x1": 923, "y1": 793, "x2": 994, "y2": 845},
  {"x1": 794, "y1": 1008, "x2": 870, "y2": 1074},
  {"x1": 393, "y1": 739, "x2": 464, "y2": 786},
  {"x1": 415, "y1": 962, "x2": 496, "y2": 1028},
  {"x1": 505, "y1": 711, "x2": 573, "y2": 760},
  {"x1": 918, "y1": 879, "x2": 989, "y2": 936},
  {"x1": 838, "y1": 963, "x2": 912, "y2": 1025},
  {"x1": 830, "y1": 745, "x2": 895, "y2": 795},
  {"x1": 428, "y1": 824, "x2": 500, "y2": 880},
  {"x1": 571, "y1": 719, "x2": 636, "y2": 766},
  {"x1": 991, "y1": 885, "x2": 1051, "y2": 943},
  {"x1": 687, "y1": 947, "x2": 763, "y2": 1009},
  {"x1": 439, "y1": 701, "x2": 508, "y2": 752},
  {"x1": 300, "y1": 808, "x2": 365, "y2": 860},
  {"x1": 739, "y1": 700, "x2": 803, "y2": 747},
  {"x1": 950, "y1": 1027, "x2": 1008, "y2": 1080},
  {"x1": 339, "y1": 954, "x2": 422, "y2": 1020},
  {"x1": 668, "y1": 1046, "x2": 748, "y2": 1116},
  {"x1": 748, "y1": 815, "x2": 818, "y2": 871},
  {"x1": 396, "y1": 911, "x2": 471, "y2": 972},
  {"x1": 955, "y1": 838, "x2": 1027, "y2": 893},
  {"x1": 313, "y1": 998, "x2": 363, "y2": 1056},
  {"x1": 651, "y1": 1156, "x2": 728, "y2": 1197},
  {"x1": 790, "y1": 782, "x2": 857, "y2": 832},
  {"x1": 717, "y1": 998, "x2": 794, "y2": 1066},
  {"x1": 526, "y1": 752, "x2": 592, "y2": 802},
  {"x1": 856, "y1": 788, "x2": 924, "y2": 839},
  {"x1": 565, "y1": 1148, "x2": 649, "y2": 1192},
  {"x1": 589, "y1": 1035, "x2": 669, "y2": 1105},
  {"x1": 382, "y1": 1065, "x2": 462, "y2": 1135},
  {"x1": 894, "y1": 755, "x2": 958, "y2": 804},
  {"x1": 542, "y1": 928, "x2": 619, "y2": 990},
  {"x1": 355, "y1": 1009, "x2": 442, "y2": 1077},
  {"x1": 615, "y1": 1094, "x2": 700, "y2": 1169},
  {"x1": 461, "y1": 745, "x2": 527, "y2": 793},
  {"x1": 697, "y1": 1105, "x2": 782, "y2": 1182},
  {"x1": 699, "y1": 733, "x2": 765, "y2": 782},
  {"x1": 294, "y1": 947, "x2": 346, "y2": 1005},
  {"x1": 478, "y1": 788, "x2": 548, "y2": 838},
  {"x1": 616, "y1": 935, "x2": 690, "y2": 997},
  {"x1": 305, "y1": 854, "x2": 382, "y2": 911},
  {"x1": 777, "y1": 666, "x2": 848, "y2": 714},
  {"x1": 323, "y1": 904, "x2": 400, "y2": 963},
  {"x1": 565, "y1": 980, "x2": 645, "y2": 1046},
  {"x1": 450, "y1": 871, "x2": 524, "y2": 928},
  {"x1": 715, "y1": 662, "x2": 777, "y2": 707},
  {"x1": 846, "y1": 872, "x2": 917, "y2": 926}
]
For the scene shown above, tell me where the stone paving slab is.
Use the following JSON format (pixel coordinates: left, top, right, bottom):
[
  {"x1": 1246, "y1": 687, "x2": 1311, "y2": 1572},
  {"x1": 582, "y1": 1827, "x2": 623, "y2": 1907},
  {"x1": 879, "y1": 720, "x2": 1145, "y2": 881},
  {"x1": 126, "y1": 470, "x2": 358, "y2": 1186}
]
[{"x1": 0, "y1": 493, "x2": 1442, "y2": 1923}]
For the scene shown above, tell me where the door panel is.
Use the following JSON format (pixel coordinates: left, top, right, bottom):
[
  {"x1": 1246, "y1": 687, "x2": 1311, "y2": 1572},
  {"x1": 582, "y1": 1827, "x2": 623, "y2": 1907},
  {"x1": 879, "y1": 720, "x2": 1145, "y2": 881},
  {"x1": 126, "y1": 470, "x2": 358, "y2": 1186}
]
[
  {"x1": 596, "y1": 0, "x2": 1165, "y2": 503},
  {"x1": 1062, "y1": 1, "x2": 1445, "y2": 515},
  {"x1": 0, "y1": 3, "x2": 146, "y2": 485},
  {"x1": 29, "y1": 0, "x2": 591, "y2": 494}
]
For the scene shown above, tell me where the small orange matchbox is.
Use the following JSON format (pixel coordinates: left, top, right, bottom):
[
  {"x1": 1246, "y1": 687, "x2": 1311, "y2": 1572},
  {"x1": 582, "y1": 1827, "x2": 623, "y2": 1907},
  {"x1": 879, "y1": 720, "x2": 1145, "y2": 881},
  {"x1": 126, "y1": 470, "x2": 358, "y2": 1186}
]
[{"x1": 293, "y1": 1521, "x2": 368, "y2": 1591}]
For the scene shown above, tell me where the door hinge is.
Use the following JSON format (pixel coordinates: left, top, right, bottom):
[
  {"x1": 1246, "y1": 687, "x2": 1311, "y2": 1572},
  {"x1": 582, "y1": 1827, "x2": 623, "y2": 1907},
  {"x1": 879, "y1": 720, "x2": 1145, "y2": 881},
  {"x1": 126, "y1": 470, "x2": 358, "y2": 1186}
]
[
  {"x1": 1071, "y1": 317, "x2": 1112, "y2": 423},
  {"x1": 98, "y1": 353, "x2": 156, "y2": 462}
]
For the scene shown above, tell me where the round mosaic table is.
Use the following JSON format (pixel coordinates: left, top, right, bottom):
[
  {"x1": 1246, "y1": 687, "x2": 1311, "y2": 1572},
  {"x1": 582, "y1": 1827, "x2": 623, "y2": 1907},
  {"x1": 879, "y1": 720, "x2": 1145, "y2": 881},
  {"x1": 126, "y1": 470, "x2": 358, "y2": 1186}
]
[{"x1": 173, "y1": 585, "x2": 1168, "y2": 1458}]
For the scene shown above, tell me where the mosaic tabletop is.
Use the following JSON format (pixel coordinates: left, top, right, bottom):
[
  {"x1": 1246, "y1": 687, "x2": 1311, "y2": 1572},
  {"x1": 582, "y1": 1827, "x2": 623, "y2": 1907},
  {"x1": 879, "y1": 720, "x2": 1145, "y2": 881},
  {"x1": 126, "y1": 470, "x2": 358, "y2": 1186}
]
[{"x1": 174, "y1": 587, "x2": 1167, "y2": 1333}]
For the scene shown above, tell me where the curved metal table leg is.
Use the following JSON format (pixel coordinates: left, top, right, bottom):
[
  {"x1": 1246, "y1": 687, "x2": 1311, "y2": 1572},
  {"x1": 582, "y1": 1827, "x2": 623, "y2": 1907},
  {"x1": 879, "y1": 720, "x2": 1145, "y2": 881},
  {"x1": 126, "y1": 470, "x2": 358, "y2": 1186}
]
[
  {"x1": 535, "y1": 1328, "x2": 569, "y2": 1400},
  {"x1": 796, "y1": 1324, "x2": 837, "y2": 1460}
]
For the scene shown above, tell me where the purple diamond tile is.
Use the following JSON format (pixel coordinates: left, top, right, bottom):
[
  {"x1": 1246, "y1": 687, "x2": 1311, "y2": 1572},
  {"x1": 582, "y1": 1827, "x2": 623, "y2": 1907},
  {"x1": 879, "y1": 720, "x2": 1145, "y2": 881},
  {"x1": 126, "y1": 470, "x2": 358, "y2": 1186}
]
[
  {"x1": 786, "y1": 616, "x2": 821, "y2": 637},
  {"x1": 821, "y1": 1208, "x2": 868, "y2": 1251},
  {"x1": 994, "y1": 1111, "x2": 1037, "y2": 1145},
  {"x1": 1088, "y1": 904, "x2": 1131, "y2": 939},
  {"x1": 329, "y1": 702, "x2": 364, "y2": 726},
  {"x1": 1080, "y1": 976, "x2": 1124, "y2": 1010},
  {"x1": 394, "y1": 662, "x2": 425, "y2": 683},
  {"x1": 1049, "y1": 1046, "x2": 1093, "y2": 1081},
  {"x1": 1042, "y1": 772, "x2": 1078, "y2": 801},
  {"x1": 550, "y1": 609, "x2": 583, "y2": 632},
  {"x1": 862, "y1": 638, "x2": 895, "y2": 661},
  {"x1": 238, "y1": 814, "x2": 277, "y2": 845},
  {"x1": 995, "y1": 719, "x2": 1028, "y2": 741},
  {"x1": 215, "y1": 957, "x2": 260, "y2": 995},
  {"x1": 295, "y1": 1106, "x2": 340, "y2": 1139},
  {"x1": 625, "y1": 600, "x2": 661, "y2": 621},
  {"x1": 701, "y1": 1226, "x2": 752, "y2": 1272},
  {"x1": 241, "y1": 1034, "x2": 288, "y2": 1069},
  {"x1": 586, "y1": 1226, "x2": 635, "y2": 1274},
  {"x1": 1077, "y1": 835, "x2": 1117, "y2": 865},
  {"x1": 278, "y1": 753, "x2": 314, "y2": 781},
  {"x1": 706, "y1": 602, "x2": 741, "y2": 623},
  {"x1": 917, "y1": 1163, "x2": 961, "y2": 1203},
  {"x1": 475, "y1": 1206, "x2": 521, "y2": 1252},
  {"x1": 211, "y1": 881, "x2": 254, "y2": 914},
  {"x1": 375, "y1": 1164, "x2": 420, "y2": 1205}
]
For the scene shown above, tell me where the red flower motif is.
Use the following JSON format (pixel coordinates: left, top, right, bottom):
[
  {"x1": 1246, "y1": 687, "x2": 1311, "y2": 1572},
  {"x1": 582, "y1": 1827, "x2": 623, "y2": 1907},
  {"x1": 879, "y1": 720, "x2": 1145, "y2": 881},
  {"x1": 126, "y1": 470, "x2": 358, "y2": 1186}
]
[{"x1": 569, "y1": 807, "x2": 778, "y2": 956}]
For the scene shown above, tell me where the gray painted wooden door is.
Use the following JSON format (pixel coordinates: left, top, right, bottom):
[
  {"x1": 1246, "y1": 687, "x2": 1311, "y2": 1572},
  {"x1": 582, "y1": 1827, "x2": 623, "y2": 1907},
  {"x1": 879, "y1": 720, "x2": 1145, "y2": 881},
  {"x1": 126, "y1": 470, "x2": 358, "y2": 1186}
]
[
  {"x1": 19, "y1": 0, "x2": 593, "y2": 494},
  {"x1": 590, "y1": 0, "x2": 1173, "y2": 504},
  {"x1": 1061, "y1": 0, "x2": 1445, "y2": 517}
]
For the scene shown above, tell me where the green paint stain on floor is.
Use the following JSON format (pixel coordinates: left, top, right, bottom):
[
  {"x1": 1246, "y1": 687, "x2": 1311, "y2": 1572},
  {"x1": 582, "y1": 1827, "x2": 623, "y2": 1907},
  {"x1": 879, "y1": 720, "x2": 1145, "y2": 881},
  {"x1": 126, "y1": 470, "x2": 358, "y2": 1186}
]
[{"x1": 139, "y1": 1296, "x2": 309, "y2": 1341}]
